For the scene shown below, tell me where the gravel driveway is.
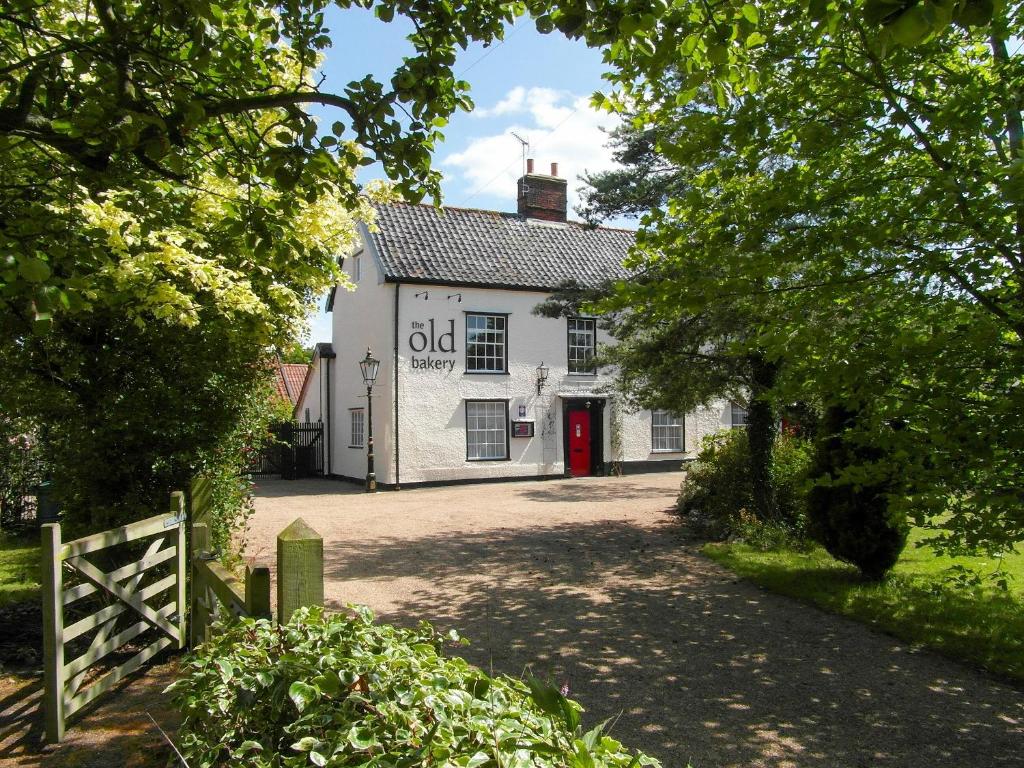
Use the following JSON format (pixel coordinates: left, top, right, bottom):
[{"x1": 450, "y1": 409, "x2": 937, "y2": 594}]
[{"x1": 249, "y1": 473, "x2": 1023, "y2": 768}]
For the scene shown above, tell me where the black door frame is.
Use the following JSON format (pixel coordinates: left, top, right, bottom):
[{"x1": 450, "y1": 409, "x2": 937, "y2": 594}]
[{"x1": 561, "y1": 397, "x2": 605, "y2": 476}]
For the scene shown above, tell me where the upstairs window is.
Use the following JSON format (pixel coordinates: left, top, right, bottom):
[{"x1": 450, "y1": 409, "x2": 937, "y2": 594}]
[
  {"x1": 350, "y1": 408, "x2": 364, "y2": 448},
  {"x1": 652, "y1": 411, "x2": 684, "y2": 452},
  {"x1": 466, "y1": 313, "x2": 508, "y2": 373},
  {"x1": 568, "y1": 318, "x2": 596, "y2": 374},
  {"x1": 730, "y1": 402, "x2": 749, "y2": 429}
]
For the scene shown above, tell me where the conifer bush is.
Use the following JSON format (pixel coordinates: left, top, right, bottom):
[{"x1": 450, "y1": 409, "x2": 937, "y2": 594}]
[
  {"x1": 168, "y1": 607, "x2": 660, "y2": 768},
  {"x1": 807, "y1": 405, "x2": 908, "y2": 581}
]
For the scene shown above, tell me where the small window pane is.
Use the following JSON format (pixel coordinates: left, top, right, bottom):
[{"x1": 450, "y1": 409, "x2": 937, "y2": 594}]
[
  {"x1": 568, "y1": 318, "x2": 596, "y2": 374},
  {"x1": 350, "y1": 409, "x2": 364, "y2": 447},
  {"x1": 466, "y1": 401, "x2": 508, "y2": 460},
  {"x1": 652, "y1": 410, "x2": 683, "y2": 452}
]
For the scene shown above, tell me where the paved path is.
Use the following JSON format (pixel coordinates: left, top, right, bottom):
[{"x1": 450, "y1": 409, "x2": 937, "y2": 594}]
[{"x1": 249, "y1": 473, "x2": 1024, "y2": 768}]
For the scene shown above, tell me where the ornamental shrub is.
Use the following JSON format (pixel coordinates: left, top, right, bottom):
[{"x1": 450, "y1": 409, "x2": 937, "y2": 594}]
[
  {"x1": 677, "y1": 429, "x2": 812, "y2": 543},
  {"x1": 168, "y1": 607, "x2": 661, "y2": 768},
  {"x1": 807, "y1": 405, "x2": 908, "y2": 581}
]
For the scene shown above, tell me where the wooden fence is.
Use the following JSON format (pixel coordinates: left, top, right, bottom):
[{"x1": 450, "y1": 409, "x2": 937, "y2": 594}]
[
  {"x1": 191, "y1": 518, "x2": 323, "y2": 642},
  {"x1": 188, "y1": 476, "x2": 323, "y2": 640},
  {"x1": 42, "y1": 493, "x2": 187, "y2": 743}
]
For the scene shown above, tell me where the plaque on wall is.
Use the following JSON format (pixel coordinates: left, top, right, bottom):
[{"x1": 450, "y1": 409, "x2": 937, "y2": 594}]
[{"x1": 511, "y1": 420, "x2": 535, "y2": 438}]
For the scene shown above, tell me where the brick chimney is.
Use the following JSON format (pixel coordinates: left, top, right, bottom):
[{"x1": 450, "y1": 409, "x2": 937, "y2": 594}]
[{"x1": 517, "y1": 160, "x2": 567, "y2": 222}]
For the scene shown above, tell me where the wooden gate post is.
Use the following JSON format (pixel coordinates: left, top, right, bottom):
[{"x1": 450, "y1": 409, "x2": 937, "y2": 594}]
[
  {"x1": 276, "y1": 518, "x2": 323, "y2": 624},
  {"x1": 190, "y1": 522, "x2": 210, "y2": 647},
  {"x1": 245, "y1": 565, "x2": 272, "y2": 619},
  {"x1": 171, "y1": 491, "x2": 187, "y2": 649},
  {"x1": 41, "y1": 522, "x2": 64, "y2": 743}
]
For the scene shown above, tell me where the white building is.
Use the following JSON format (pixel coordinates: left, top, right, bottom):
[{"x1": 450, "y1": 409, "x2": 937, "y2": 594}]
[{"x1": 298, "y1": 162, "x2": 734, "y2": 487}]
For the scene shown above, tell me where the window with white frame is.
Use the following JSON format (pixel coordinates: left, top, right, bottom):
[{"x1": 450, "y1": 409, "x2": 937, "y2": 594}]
[
  {"x1": 465, "y1": 400, "x2": 509, "y2": 460},
  {"x1": 466, "y1": 313, "x2": 507, "y2": 373},
  {"x1": 349, "y1": 408, "x2": 364, "y2": 447},
  {"x1": 568, "y1": 317, "x2": 596, "y2": 374},
  {"x1": 730, "y1": 402, "x2": 749, "y2": 429},
  {"x1": 652, "y1": 410, "x2": 684, "y2": 452}
]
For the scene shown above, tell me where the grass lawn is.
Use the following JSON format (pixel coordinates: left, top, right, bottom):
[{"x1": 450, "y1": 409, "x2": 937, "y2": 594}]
[
  {"x1": 0, "y1": 532, "x2": 40, "y2": 607},
  {"x1": 703, "y1": 529, "x2": 1024, "y2": 684}
]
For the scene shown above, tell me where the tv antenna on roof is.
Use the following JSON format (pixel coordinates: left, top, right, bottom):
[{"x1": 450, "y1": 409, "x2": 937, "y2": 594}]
[{"x1": 510, "y1": 132, "x2": 529, "y2": 176}]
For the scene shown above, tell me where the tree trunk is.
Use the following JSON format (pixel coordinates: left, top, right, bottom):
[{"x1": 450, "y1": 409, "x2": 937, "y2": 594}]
[{"x1": 746, "y1": 354, "x2": 778, "y2": 522}]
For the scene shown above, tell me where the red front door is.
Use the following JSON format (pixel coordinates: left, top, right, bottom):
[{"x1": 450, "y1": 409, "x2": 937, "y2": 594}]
[{"x1": 568, "y1": 410, "x2": 591, "y2": 476}]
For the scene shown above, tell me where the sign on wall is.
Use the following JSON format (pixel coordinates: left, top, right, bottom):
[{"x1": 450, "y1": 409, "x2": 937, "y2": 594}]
[
  {"x1": 511, "y1": 421, "x2": 535, "y2": 438},
  {"x1": 409, "y1": 319, "x2": 457, "y2": 372}
]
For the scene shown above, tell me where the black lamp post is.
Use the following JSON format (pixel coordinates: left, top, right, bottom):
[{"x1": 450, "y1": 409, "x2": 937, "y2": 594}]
[
  {"x1": 536, "y1": 361, "x2": 549, "y2": 395},
  {"x1": 359, "y1": 348, "x2": 380, "y2": 492}
]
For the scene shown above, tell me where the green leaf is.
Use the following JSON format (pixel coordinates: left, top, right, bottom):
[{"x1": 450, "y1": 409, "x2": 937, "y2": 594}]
[
  {"x1": 581, "y1": 718, "x2": 611, "y2": 750},
  {"x1": 291, "y1": 737, "x2": 319, "y2": 752},
  {"x1": 310, "y1": 751, "x2": 327, "y2": 766},
  {"x1": 746, "y1": 31, "x2": 767, "y2": 48},
  {"x1": 288, "y1": 681, "x2": 319, "y2": 712},
  {"x1": 526, "y1": 678, "x2": 562, "y2": 718},
  {"x1": 741, "y1": 4, "x2": 759, "y2": 24},
  {"x1": 216, "y1": 659, "x2": 234, "y2": 681},
  {"x1": 888, "y1": 5, "x2": 932, "y2": 46},
  {"x1": 18, "y1": 258, "x2": 51, "y2": 284}
]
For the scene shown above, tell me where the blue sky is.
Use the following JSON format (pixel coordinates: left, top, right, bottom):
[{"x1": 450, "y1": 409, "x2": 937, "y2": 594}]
[{"x1": 303, "y1": 7, "x2": 624, "y2": 344}]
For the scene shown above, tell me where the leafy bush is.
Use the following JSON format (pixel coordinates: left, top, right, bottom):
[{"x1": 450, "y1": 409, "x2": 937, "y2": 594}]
[
  {"x1": 678, "y1": 430, "x2": 751, "y2": 540},
  {"x1": 807, "y1": 405, "x2": 907, "y2": 581},
  {"x1": 678, "y1": 429, "x2": 813, "y2": 545},
  {"x1": 169, "y1": 607, "x2": 661, "y2": 768}
]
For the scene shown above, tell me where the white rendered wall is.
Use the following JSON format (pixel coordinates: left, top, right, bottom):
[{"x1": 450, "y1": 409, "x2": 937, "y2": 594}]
[
  {"x1": 295, "y1": 356, "x2": 323, "y2": 424},
  {"x1": 329, "y1": 249, "x2": 396, "y2": 482}
]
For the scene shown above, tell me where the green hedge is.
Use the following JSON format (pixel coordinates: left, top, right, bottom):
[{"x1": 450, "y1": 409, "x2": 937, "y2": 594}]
[{"x1": 168, "y1": 607, "x2": 661, "y2": 768}]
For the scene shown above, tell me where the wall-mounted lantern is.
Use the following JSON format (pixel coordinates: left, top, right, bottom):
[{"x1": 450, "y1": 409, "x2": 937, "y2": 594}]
[
  {"x1": 358, "y1": 348, "x2": 380, "y2": 492},
  {"x1": 536, "y1": 362, "x2": 549, "y2": 395}
]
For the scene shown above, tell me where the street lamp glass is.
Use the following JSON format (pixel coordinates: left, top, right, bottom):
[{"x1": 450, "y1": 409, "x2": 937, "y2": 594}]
[
  {"x1": 537, "y1": 362, "x2": 549, "y2": 384},
  {"x1": 359, "y1": 348, "x2": 380, "y2": 386}
]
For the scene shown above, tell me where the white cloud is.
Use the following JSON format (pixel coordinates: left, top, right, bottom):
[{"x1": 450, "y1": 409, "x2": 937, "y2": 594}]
[
  {"x1": 471, "y1": 86, "x2": 527, "y2": 118},
  {"x1": 444, "y1": 87, "x2": 620, "y2": 214}
]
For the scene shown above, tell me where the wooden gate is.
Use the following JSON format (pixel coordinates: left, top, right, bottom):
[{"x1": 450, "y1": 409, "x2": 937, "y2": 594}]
[
  {"x1": 41, "y1": 493, "x2": 186, "y2": 743},
  {"x1": 246, "y1": 421, "x2": 324, "y2": 479}
]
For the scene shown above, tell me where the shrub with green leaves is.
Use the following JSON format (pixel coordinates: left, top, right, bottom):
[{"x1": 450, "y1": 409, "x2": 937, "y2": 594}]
[
  {"x1": 168, "y1": 607, "x2": 661, "y2": 768},
  {"x1": 677, "y1": 429, "x2": 812, "y2": 544}
]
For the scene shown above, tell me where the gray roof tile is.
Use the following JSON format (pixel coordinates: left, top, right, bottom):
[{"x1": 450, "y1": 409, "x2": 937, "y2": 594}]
[{"x1": 366, "y1": 203, "x2": 634, "y2": 290}]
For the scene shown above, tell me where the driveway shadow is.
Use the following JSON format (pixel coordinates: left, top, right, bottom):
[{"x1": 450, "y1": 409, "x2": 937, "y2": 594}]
[
  {"x1": 513, "y1": 479, "x2": 683, "y2": 504},
  {"x1": 253, "y1": 478, "x2": 364, "y2": 498},
  {"x1": 322, "y1": 515, "x2": 1023, "y2": 768}
]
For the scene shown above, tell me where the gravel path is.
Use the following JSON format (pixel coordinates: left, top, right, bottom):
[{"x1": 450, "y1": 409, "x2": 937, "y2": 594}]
[{"x1": 249, "y1": 473, "x2": 1024, "y2": 768}]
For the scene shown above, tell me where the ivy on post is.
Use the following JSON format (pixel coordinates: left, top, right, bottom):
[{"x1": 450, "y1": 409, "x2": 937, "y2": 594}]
[{"x1": 276, "y1": 518, "x2": 324, "y2": 624}]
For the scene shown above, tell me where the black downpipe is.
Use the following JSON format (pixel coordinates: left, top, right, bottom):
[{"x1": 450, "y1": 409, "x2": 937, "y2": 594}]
[
  {"x1": 324, "y1": 354, "x2": 332, "y2": 476},
  {"x1": 393, "y1": 282, "x2": 401, "y2": 489}
]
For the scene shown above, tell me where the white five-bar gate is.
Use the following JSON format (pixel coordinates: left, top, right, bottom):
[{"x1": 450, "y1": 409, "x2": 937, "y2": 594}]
[{"x1": 41, "y1": 492, "x2": 186, "y2": 743}]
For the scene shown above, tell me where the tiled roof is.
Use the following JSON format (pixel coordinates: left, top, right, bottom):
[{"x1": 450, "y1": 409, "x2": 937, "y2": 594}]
[
  {"x1": 274, "y1": 362, "x2": 309, "y2": 405},
  {"x1": 366, "y1": 203, "x2": 634, "y2": 290}
]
